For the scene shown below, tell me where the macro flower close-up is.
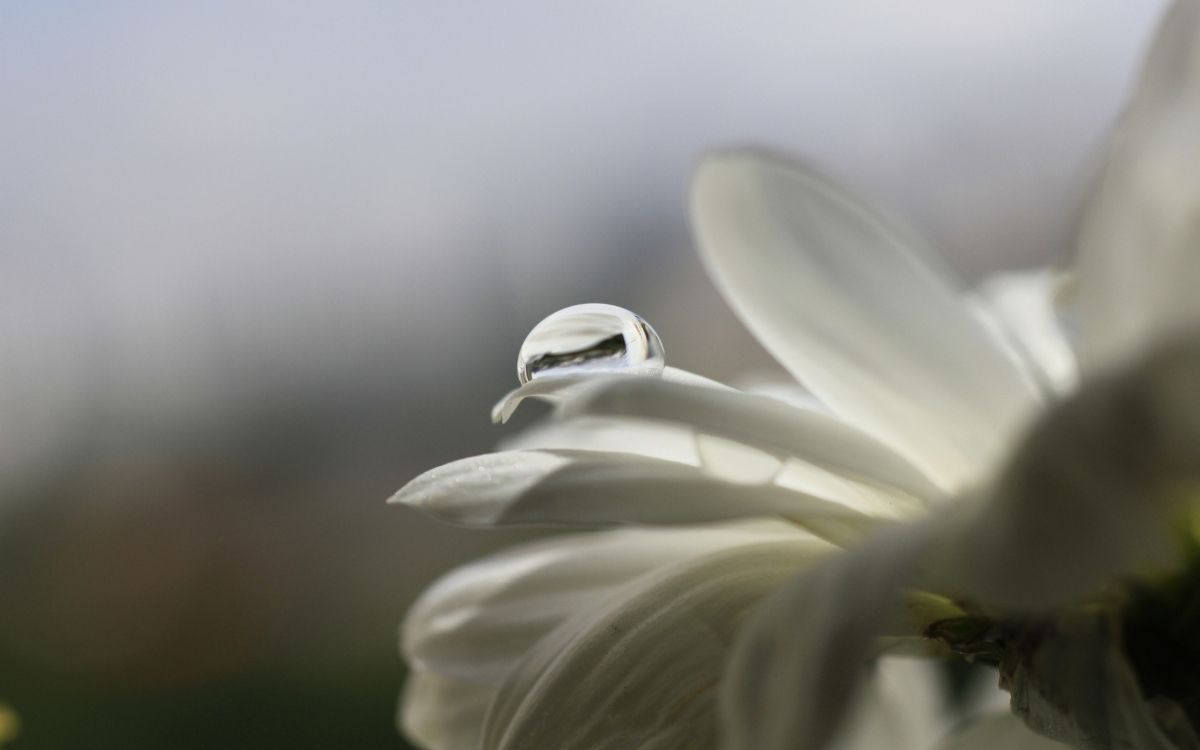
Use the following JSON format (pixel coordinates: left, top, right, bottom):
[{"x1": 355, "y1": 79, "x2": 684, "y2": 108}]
[
  {"x1": 8, "y1": 2, "x2": 1193, "y2": 749},
  {"x1": 394, "y1": 1, "x2": 1200, "y2": 749}
]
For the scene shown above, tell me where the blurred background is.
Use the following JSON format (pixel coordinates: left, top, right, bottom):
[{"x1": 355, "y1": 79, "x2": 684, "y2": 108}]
[{"x1": 0, "y1": 1, "x2": 1169, "y2": 747}]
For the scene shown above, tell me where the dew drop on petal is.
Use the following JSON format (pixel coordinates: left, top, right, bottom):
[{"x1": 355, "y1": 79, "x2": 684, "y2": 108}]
[{"x1": 517, "y1": 303, "x2": 665, "y2": 385}]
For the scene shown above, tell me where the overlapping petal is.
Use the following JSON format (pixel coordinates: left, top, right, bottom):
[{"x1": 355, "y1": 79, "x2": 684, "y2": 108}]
[
  {"x1": 393, "y1": 449, "x2": 879, "y2": 544},
  {"x1": 690, "y1": 152, "x2": 1039, "y2": 489},
  {"x1": 499, "y1": 416, "x2": 699, "y2": 465},
  {"x1": 562, "y1": 377, "x2": 941, "y2": 504},
  {"x1": 480, "y1": 538, "x2": 832, "y2": 750},
  {"x1": 403, "y1": 521, "x2": 805, "y2": 687}
]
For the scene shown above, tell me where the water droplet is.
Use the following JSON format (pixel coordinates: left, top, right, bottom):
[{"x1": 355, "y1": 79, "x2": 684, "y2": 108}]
[{"x1": 517, "y1": 303, "x2": 665, "y2": 385}]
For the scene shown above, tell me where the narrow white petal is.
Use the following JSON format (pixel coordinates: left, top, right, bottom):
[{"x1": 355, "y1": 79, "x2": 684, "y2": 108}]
[
  {"x1": 401, "y1": 670, "x2": 495, "y2": 750},
  {"x1": 774, "y1": 457, "x2": 921, "y2": 520},
  {"x1": 403, "y1": 521, "x2": 804, "y2": 687},
  {"x1": 480, "y1": 539, "x2": 831, "y2": 750},
  {"x1": 691, "y1": 151, "x2": 1038, "y2": 489},
  {"x1": 499, "y1": 416, "x2": 700, "y2": 465},
  {"x1": 492, "y1": 372, "x2": 591, "y2": 424},
  {"x1": 392, "y1": 449, "x2": 880, "y2": 544},
  {"x1": 491, "y1": 366, "x2": 729, "y2": 424},
  {"x1": 563, "y1": 377, "x2": 941, "y2": 503},
  {"x1": 932, "y1": 712, "x2": 1069, "y2": 750},
  {"x1": 695, "y1": 433, "x2": 784, "y2": 483},
  {"x1": 1073, "y1": 0, "x2": 1200, "y2": 372},
  {"x1": 393, "y1": 450, "x2": 571, "y2": 521},
  {"x1": 738, "y1": 378, "x2": 826, "y2": 411}
]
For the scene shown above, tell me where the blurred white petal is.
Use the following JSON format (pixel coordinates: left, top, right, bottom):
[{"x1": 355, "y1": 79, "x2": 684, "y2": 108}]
[
  {"x1": 936, "y1": 339, "x2": 1200, "y2": 611},
  {"x1": 563, "y1": 377, "x2": 941, "y2": 504},
  {"x1": 690, "y1": 151, "x2": 1039, "y2": 489},
  {"x1": 971, "y1": 270, "x2": 1078, "y2": 395},
  {"x1": 401, "y1": 670, "x2": 495, "y2": 750},
  {"x1": 828, "y1": 657, "x2": 951, "y2": 750},
  {"x1": 392, "y1": 449, "x2": 879, "y2": 543},
  {"x1": 403, "y1": 521, "x2": 805, "y2": 686},
  {"x1": 481, "y1": 539, "x2": 831, "y2": 750},
  {"x1": 1074, "y1": 0, "x2": 1200, "y2": 372}
]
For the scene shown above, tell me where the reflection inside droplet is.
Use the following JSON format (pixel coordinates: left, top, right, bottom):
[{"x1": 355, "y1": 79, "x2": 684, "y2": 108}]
[{"x1": 517, "y1": 303, "x2": 665, "y2": 385}]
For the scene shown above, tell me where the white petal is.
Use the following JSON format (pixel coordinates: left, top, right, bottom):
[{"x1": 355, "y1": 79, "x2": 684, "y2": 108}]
[
  {"x1": 720, "y1": 521, "x2": 938, "y2": 750},
  {"x1": 393, "y1": 450, "x2": 571, "y2": 521},
  {"x1": 690, "y1": 151, "x2": 1038, "y2": 489},
  {"x1": 401, "y1": 670, "x2": 495, "y2": 750},
  {"x1": 738, "y1": 378, "x2": 826, "y2": 411},
  {"x1": 932, "y1": 712, "x2": 1069, "y2": 750},
  {"x1": 695, "y1": 432, "x2": 784, "y2": 483},
  {"x1": 499, "y1": 416, "x2": 700, "y2": 465},
  {"x1": 563, "y1": 376, "x2": 941, "y2": 504},
  {"x1": 971, "y1": 270, "x2": 1078, "y2": 396},
  {"x1": 402, "y1": 521, "x2": 805, "y2": 687},
  {"x1": 491, "y1": 372, "x2": 592, "y2": 424},
  {"x1": 774, "y1": 457, "x2": 921, "y2": 520},
  {"x1": 480, "y1": 538, "x2": 831, "y2": 750},
  {"x1": 491, "y1": 366, "x2": 729, "y2": 424},
  {"x1": 392, "y1": 449, "x2": 880, "y2": 544},
  {"x1": 1073, "y1": 0, "x2": 1200, "y2": 372}
]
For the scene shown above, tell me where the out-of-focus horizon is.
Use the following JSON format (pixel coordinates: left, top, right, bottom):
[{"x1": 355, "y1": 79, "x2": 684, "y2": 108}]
[{"x1": 0, "y1": 1, "x2": 1168, "y2": 747}]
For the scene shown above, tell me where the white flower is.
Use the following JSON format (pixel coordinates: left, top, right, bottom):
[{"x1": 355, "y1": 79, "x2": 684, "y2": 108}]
[{"x1": 393, "y1": 1, "x2": 1200, "y2": 749}]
